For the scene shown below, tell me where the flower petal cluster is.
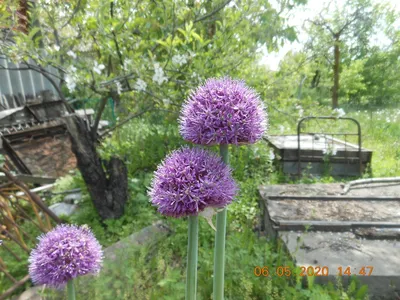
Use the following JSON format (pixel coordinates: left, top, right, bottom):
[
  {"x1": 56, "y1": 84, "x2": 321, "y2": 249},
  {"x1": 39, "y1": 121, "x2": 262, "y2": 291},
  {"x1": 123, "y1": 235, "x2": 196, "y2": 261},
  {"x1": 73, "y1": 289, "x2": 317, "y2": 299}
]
[
  {"x1": 179, "y1": 77, "x2": 268, "y2": 145},
  {"x1": 148, "y1": 147, "x2": 237, "y2": 218},
  {"x1": 152, "y1": 62, "x2": 168, "y2": 85},
  {"x1": 333, "y1": 108, "x2": 346, "y2": 117},
  {"x1": 29, "y1": 224, "x2": 103, "y2": 289},
  {"x1": 172, "y1": 54, "x2": 188, "y2": 66},
  {"x1": 134, "y1": 78, "x2": 147, "y2": 92}
]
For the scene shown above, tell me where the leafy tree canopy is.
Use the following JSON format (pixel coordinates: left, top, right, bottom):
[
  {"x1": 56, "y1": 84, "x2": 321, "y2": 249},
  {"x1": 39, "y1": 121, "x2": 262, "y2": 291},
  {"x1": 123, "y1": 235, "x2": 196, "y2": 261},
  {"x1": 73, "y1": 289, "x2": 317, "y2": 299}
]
[{"x1": 1, "y1": 0, "x2": 306, "y2": 114}]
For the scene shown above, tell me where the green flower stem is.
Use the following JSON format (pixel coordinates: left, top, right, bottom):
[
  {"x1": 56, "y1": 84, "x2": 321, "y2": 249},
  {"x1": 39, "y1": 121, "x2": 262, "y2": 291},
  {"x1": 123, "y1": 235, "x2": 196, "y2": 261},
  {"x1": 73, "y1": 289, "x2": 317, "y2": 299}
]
[
  {"x1": 67, "y1": 279, "x2": 76, "y2": 300},
  {"x1": 186, "y1": 215, "x2": 199, "y2": 300},
  {"x1": 213, "y1": 144, "x2": 229, "y2": 300}
]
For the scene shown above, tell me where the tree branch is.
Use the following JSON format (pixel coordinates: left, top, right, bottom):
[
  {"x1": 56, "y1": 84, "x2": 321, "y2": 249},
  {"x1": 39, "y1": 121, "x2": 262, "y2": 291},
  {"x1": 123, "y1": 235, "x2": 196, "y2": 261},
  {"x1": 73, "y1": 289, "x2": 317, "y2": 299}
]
[
  {"x1": 91, "y1": 96, "x2": 108, "y2": 139},
  {"x1": 99, "y1": 73, "x2": 136, "y2": 88},
  {"x1": 306, "y1": 18, "x2": 335, "y2": 36},
  {"x1": 110, "y1": 1, "x2": 131, "y2": 90},
  {"x1": 0, "y1": 63, "x2": 63, "y2": 81},
  {"x1": 194, "y1": 0, "x2": 232, "y2": 23},
  {"x1": 337, "y1": 7, "x2": 362, "y2": 36},
  {"x1": 61, "y1": 0, "x2": 82, "y2": 29},
  {"x1": 100, "y1": 105, "x2": 154, "y2": 138}
]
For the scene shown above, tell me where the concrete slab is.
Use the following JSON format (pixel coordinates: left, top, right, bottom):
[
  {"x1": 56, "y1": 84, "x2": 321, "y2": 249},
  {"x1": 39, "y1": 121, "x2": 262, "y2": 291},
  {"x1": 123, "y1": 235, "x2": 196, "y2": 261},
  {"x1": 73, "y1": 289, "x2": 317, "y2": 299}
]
[
  {"x1": 280, "y1": 231, "x2": 400, "y2": 299},
  {"x1": 259, "y1": 182, "x2": 400, "y2": 299}
]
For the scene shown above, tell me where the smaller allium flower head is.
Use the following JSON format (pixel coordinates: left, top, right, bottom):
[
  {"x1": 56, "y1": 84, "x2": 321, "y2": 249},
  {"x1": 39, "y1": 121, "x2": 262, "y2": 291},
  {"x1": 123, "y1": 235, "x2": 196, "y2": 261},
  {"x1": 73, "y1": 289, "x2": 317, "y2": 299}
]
[
  {"x1": 179, "y1": 77, "x2": 268, "y2": 145},
  {"x1": 29, "y1": 224, "x2": 103, "y2": 289},
  {"x1": 148, "y1": 147, "x2": 237, "y2": 218}
]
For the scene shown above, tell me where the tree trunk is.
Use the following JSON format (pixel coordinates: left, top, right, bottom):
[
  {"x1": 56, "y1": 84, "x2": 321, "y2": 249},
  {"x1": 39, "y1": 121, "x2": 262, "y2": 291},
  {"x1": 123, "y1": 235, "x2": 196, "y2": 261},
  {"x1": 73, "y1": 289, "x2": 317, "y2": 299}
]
[
  {"x1": 332, "y1": 37, "x2": 340, "y2": 109},
  {"x1": 17, "y1": 0, "x2": 29, "y2": 33},
  {"x1": 65, "y1": 115, "x2": 128, "y2": 220}
]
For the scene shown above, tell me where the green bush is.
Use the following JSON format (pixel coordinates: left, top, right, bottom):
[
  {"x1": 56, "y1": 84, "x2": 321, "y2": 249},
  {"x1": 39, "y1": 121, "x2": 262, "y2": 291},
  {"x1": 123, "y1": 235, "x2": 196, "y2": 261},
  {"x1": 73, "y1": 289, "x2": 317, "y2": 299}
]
[{"x1": 99, "y1": 119, "x2": 183, "y2": 176}]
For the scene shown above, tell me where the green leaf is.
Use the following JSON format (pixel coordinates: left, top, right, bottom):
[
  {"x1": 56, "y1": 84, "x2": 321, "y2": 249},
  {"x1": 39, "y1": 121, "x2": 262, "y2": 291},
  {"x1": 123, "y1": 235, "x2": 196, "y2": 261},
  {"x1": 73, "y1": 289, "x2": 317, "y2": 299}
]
[
  {"x1": 156, "y1": 39, "x2": 168, "y2": 47},
  {"x1": 191, "y1": 31, "x2": 203, "y2": 43},
  {"x1": 28, "y1": 27, "x2": 41, "y2": 40},
  {"x1": 355, "y1": 285, "x2": 368, "y2": 299}
]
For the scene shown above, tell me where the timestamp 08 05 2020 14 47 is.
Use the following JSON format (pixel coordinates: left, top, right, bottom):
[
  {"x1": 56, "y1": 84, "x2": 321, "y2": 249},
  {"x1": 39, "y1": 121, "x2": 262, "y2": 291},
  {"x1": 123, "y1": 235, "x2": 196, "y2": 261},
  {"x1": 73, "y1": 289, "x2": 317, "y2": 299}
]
[{"x1": 253, "y1": 266, "x2": 374, "y2": 277}]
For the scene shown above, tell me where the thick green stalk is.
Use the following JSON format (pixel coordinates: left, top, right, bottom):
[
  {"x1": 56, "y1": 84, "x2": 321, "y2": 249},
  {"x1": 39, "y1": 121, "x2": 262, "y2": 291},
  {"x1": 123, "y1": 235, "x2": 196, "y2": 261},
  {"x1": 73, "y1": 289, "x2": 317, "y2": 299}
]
[
  {"x1": 213, "y1": 144, "x2": 229, "y2": 300},
  {"x1": 67, "y1": 279, "x2": 76, "y2": 300},
  {"x1": 186, "y1": 215, "x2": 199, "y2": 300}
]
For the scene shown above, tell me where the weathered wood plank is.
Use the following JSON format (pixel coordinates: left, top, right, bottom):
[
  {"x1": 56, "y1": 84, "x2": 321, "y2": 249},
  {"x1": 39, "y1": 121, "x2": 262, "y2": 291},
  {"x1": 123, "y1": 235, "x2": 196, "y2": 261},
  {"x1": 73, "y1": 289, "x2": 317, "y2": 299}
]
[
  {"x1": 267, "y1": 195, "x2": 400, "y2": 201},
  {"x1": 282, "y1": 161, "x2": 366, "y2": 176},
  {"x1": 0, "y1": 174, "x2": 56, "y2": 184},
  {"x1": 275, "y1": 220, "x2": 400, "y2": 231}
]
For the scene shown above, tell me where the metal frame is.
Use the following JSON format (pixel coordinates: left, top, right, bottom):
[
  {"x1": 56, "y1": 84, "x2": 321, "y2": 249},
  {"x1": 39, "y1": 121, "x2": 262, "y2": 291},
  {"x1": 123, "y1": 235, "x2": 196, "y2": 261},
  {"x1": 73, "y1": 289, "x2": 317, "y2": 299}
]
[{"x1": 297, "y1": 116, "x2": 362, "y2": 176}]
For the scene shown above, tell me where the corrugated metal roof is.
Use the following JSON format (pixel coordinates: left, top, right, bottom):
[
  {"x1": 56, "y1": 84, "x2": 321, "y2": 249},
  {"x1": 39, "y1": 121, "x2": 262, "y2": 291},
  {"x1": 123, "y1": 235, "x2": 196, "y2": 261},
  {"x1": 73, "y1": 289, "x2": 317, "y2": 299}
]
[{"x1": 0, "y1": 55, "x2": 58, "y2": 110}]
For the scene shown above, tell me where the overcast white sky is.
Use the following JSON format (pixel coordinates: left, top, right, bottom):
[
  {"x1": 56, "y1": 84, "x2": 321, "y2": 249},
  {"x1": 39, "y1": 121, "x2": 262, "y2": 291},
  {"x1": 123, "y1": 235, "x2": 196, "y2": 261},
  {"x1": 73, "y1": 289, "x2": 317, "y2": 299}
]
[{"x1": 260, "y1": 0, "x2": 400, "y2": 70}]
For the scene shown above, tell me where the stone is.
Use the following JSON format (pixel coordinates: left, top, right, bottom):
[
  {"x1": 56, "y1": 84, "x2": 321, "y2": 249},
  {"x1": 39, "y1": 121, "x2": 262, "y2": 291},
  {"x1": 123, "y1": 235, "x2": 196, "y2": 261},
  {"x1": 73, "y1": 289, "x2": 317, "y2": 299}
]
[
  {"x1": 11, "y1": 285, "x2": 61, "y2": 300},
  {"x1": 104, "y1": 221, "x2": 170, "y2": 261},
  {"x1": 281, "y1": 231, "x2": 400, "y2": 300},
  {"x1": 63, "y1": 192, "x2": 82, "y2": 204},
  {"x1": 48, "y1": 203, "x2": 77, "y2": 217}
]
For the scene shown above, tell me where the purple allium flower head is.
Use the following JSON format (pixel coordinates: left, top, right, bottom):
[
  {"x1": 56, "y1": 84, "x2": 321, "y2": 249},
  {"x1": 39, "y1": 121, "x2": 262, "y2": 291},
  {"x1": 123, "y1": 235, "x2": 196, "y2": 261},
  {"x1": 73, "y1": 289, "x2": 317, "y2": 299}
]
[
  {"x1": 148, "y1": 147, "x2": 237, "y2": 218},
  {"x1": 179, "y1": 77, "x2": 268, "y2": 145},
  {"x1": 29, "y1": 224, "x2": 103, "y2": 289}
]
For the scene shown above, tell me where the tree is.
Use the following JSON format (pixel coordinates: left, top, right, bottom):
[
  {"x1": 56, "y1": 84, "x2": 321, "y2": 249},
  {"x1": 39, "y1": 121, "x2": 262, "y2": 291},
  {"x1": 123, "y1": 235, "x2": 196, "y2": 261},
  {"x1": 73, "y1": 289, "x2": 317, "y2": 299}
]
[
  {"x1": 0, "y1": 0, "x2": 305, "y2": 219},
  {"x1": 304, "y1": 0, "x2": 380, "y2": 108},
  {"x1": 359, "y1": 43, "x2": 400, "y2": 105}
]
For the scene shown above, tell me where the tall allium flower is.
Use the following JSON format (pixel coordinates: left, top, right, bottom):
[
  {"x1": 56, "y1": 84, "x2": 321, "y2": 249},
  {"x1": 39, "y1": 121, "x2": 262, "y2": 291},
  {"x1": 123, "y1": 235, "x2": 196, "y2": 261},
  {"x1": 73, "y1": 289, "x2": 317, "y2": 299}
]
[
  {"x1": 180, "y1": 77, "x2": 268, "y2": 145},
  {"x1": 29, "y1": 224, "x2": 103, "y2": 289},
  {"x1": 148, "y1": 147, "x2": 237, "y2": 218}
]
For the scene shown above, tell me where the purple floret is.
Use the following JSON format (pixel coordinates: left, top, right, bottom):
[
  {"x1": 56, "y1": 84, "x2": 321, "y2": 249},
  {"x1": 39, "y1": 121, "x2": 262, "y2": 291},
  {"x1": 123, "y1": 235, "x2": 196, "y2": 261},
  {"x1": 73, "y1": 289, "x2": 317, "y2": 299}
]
[
  {"x1": 148, "y1": 147, "x2": 237, "y2": 218},
  {"x1": 179, "y1": 77, "x2": 268, "y2": 145},
  {"x1": 29, "y1": 224, "x2": 103, "y2": 289}
]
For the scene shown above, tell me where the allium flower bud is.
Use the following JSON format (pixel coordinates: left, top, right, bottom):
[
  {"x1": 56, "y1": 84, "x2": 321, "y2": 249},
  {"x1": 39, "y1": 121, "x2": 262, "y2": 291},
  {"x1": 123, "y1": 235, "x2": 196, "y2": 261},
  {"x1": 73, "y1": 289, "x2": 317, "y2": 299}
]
[
  {"x1": 148, "y1": 147, "x2": 237, "y2": 218},
  {"x1": 29, "y1": 224, "x2": 103, "y2": 289},
  {"x1": 179, "y1": 77, "x2": 268, "y2": 145}
]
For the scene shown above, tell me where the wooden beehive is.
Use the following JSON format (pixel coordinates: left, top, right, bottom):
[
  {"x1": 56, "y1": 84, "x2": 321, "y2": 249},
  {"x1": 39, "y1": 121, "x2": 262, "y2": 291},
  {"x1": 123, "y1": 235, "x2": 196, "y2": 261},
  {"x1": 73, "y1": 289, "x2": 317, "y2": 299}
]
[{"x1": 265, "y1": 134, "x2": 373, "y2": 176}]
